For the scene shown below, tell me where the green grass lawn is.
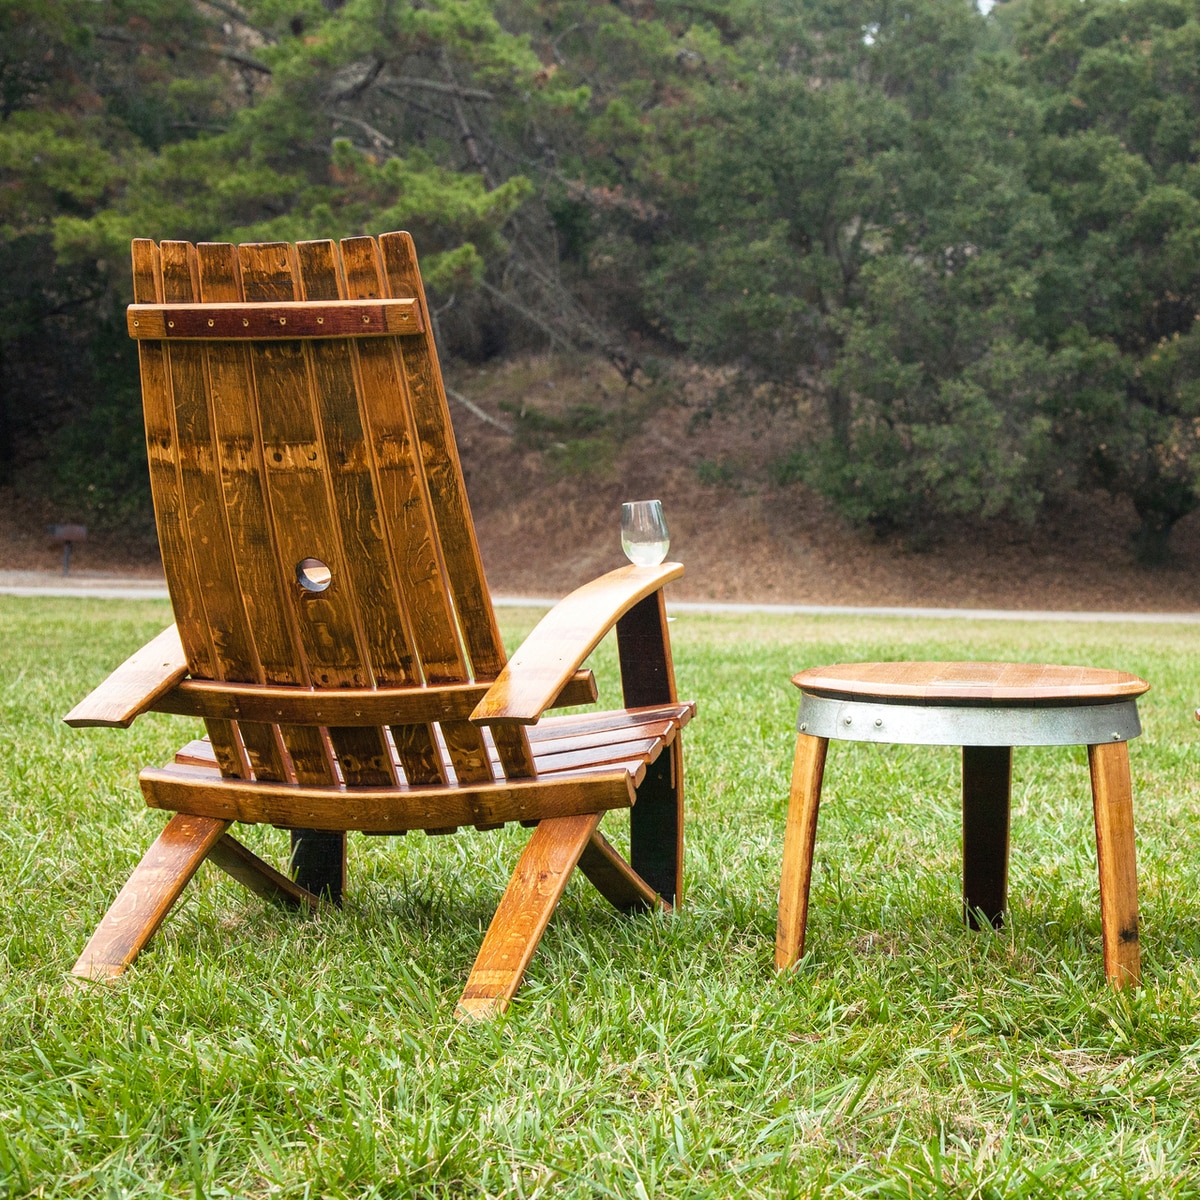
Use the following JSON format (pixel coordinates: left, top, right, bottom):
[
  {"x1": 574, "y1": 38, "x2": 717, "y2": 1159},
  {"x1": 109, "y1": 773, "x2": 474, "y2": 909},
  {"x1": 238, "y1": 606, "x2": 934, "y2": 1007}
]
[{"x1": 3, "y1": 596, "x2": 1200, "y2": 1197}]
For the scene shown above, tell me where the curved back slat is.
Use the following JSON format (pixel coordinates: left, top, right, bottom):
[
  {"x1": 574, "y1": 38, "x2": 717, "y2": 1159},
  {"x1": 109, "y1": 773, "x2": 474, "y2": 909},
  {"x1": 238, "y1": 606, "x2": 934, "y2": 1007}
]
[{"x1": 133, "y1": 233, "x2": 537, "y2": 791}]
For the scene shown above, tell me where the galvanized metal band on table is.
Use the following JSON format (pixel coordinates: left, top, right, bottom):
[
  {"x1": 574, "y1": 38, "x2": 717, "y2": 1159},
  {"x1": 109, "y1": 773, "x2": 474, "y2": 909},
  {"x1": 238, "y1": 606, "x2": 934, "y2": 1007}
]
[{"x1": 795, "y1": 693, "x2": 1142, "y2": 747}]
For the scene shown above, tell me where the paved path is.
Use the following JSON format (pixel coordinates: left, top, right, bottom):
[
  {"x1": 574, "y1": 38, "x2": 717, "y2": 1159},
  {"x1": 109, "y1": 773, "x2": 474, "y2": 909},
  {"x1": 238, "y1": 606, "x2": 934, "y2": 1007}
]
[{"x1": 3, "y1": 572, "x2": 1197, "y2": 624}]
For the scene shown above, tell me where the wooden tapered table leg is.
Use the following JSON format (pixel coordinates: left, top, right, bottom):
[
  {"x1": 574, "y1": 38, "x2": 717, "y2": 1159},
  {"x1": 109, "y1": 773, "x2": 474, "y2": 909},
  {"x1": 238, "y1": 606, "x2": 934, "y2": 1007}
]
[
  {"x1": 775, "y1": 733, "x2": 828, "y2": 970},
  {"x1": 458, "y1": 811, "x2": 603, "y2": 1019},
  {"x1": 962, "y1": 745, "x2": 1012, "y2": 930},
  {"x1": 1089, "y1": 741, "x2": 1141, "y2": 988},
  {"x1": 73, "y1": 814, "x2": 230, "y2": 980}
]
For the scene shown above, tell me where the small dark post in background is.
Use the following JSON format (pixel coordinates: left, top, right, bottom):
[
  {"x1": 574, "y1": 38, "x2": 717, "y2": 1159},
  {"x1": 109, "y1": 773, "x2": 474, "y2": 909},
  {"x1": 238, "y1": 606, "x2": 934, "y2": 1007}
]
[{"x1": 47, "y1": 524, "x2": 87, "y2": 576}]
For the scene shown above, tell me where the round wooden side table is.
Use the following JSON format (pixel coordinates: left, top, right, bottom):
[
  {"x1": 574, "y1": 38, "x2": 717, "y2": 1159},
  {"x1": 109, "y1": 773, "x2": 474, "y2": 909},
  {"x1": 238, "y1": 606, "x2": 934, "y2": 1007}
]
[{"x1": 775, "y1": 661, "x2": 1150, "y2": 989}]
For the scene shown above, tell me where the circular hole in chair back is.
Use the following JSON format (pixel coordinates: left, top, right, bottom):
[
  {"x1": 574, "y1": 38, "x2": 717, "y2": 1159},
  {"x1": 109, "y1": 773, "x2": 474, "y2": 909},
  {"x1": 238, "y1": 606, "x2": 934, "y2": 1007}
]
[{"x1": 296, "y1": 557, "x2": 332, "y2": 593}]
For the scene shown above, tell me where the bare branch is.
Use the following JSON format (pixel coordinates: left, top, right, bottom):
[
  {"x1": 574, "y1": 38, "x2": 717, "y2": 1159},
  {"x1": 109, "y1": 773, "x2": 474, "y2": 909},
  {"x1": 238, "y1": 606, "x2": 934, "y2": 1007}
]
[
  {"x1": 377, "y1": 75, "x2": 495, "y2": 102},
  {"x1": 478, "y1": 280, "x2": 575, "y2": 354},
  {"x1": 444, "y1": 386, "x2": 515, "y2": 434},
  {"x1": 328, "y1": 111, "x2": 395, "y2": 149},
  {"x1": 440, "y1": 49, "x2": 495, "y2": 187}
]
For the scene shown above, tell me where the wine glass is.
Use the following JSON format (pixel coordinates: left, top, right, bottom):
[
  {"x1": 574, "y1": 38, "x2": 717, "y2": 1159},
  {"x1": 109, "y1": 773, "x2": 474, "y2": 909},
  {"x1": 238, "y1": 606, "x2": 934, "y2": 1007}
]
[{"x1": 621, "y1": 499, "x2": 670, "y2": 566}]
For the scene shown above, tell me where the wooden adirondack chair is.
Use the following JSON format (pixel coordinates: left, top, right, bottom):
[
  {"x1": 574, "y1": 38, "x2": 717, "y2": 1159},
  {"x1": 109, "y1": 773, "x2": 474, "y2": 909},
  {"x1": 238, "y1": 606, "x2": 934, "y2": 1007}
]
[{"x1": 64, "y1": 233, "x2": 692, "y2": 1016}]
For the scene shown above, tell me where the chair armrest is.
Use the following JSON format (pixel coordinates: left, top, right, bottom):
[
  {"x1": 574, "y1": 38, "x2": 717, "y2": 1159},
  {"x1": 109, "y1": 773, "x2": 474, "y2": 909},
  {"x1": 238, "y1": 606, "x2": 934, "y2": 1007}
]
[
  {"x1": 471, "y1": 563, "x2": 683, "y2": 725},
  {"x1": 64, "y1": 624, "x2": 189, "y2": 728}
]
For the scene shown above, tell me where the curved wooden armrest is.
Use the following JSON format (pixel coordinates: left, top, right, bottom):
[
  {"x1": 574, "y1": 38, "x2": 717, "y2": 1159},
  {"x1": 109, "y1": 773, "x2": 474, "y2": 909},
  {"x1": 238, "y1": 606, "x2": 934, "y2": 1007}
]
[
  {"x1": 64, "y1": 624, "x2": 188, "y2": 728},
  {"x1": 471, "y1": 563, "x2": 683, "y2": 726}
]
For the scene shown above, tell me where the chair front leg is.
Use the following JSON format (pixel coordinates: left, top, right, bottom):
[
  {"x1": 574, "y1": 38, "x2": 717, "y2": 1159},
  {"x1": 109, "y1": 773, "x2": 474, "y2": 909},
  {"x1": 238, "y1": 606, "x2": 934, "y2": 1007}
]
[
  {"x1": 74, "y1": 814, "x2": 230, "y2": 980},
  {"x1": 458, "y1": 811, "x2": 603, "y2": 1018}
]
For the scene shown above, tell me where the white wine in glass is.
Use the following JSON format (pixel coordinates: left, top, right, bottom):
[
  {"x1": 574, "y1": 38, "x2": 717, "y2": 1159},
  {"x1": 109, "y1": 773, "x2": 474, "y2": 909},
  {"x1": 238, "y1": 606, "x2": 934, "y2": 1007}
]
[{"x1": 621, "y1": 499, "x2": 670, "y2": 566}]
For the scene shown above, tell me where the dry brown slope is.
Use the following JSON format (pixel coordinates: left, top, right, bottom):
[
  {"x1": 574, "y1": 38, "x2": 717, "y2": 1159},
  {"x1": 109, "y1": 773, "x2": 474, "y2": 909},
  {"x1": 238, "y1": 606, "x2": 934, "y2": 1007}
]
[{"x1": 5, "y1": 352, "x2": 1199, "y2": 610}]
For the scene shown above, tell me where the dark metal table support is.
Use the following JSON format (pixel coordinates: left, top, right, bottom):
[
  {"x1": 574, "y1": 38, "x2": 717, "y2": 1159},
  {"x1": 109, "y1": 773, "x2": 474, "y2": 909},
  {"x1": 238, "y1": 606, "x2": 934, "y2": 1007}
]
[{"x1": 962, "y1": 746, "x2": 1012, "y2": 930}]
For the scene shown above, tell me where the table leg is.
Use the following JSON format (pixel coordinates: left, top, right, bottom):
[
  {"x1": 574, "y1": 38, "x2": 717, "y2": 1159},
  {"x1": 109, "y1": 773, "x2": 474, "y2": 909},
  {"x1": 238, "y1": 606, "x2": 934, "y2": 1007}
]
[
  {"x1": 776, "y1": 733, "x2": 828, "y2": 970},
  {"x1": 1088, "y1": 741, "x2": 1141, "y2": 988},
  {"x1": 962, "y1": 745, "x2": 1012, "y2": 930}
]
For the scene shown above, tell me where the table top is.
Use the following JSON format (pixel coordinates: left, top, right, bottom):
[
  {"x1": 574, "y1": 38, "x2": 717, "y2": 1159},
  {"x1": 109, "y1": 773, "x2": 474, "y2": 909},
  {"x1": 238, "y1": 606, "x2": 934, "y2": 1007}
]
[{"x1": 792, "y1": 661, "x2": 1150, "y2": 707}]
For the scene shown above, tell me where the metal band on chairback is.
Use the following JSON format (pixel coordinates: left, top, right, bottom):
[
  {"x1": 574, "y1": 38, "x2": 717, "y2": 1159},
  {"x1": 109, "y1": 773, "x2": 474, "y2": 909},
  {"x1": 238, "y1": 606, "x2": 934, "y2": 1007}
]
[{"x1": 127, "y1": 299, "x2": 424, "y2": 340}]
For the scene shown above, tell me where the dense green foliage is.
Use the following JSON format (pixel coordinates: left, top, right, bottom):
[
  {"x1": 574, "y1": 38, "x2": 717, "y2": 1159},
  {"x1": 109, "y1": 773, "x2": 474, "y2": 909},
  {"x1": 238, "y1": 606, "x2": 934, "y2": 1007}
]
[
  {"x1": 5, "y1": 597, "x2": 1200, "y2": 1193},
  {"x1": 2, "y1": 0, "x2": 1199, "y2": 557}
]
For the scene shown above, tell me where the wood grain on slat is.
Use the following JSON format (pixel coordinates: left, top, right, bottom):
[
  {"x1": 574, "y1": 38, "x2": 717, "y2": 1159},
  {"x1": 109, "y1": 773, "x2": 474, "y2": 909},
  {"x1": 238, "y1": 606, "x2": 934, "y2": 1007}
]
[
  {"x1": 458, "y1": 813, "x2": 602, "y2": 1018},
  {"x1": 134, "y1": 241, "x2": 216, "y2": 683},
  {"x1": 472, "y1": 564, "x2": 684, "y2": 725},
  {"x1": 129, "y1": 299, "x2": 423, "y2": 339},
  {"x1": 161, "y1": 239, "x2": 291, "y2": 781},
  {"x1": 238, "y1": 240, "x2": 387, "y2": 790},
  {"x1": 170, "y1": 739, "x2": 655, "y2": 786},
  {"x1": 526, "y1": 718, "x2": 675, "y2": 757},
  {"x1": 533, "y1": 735, "x2": 660, "y2": 773},
  {"x1": 72, "y1": 814, "x2": 230, "y2": 979},
  {"x1": 148, "y1": 668, "x2": 599, "y2": 727},
  {"x1": 134, "y1": 239, "x2": 234, "y2": 773},
  {"x1": 377, "y1": 232, "x2": 507, "y2": 681},
  {"x1": 793, "y1": 662, "x2": 1150, "y2": 705},
  {"x1": 64, "y1": 624, "x2": 187, "y2": 727},
  {"x1": 171, "y1": 701, "x2": 689, "y2": 755},
  {"x1": 195, "y1": 241, "x2": 318, "y2": 784},
  {"x1": 293, "y1": 237, "x2": 427, "y2": 789},
  {"x1": 160, "y1": 240, "x2": 260, "y2": 779},
  {"x1": 527, "y1": 702, "x2": 694, "y2": 739},
  {"x1": 340, "y1": 235, "x2": 505, "y2": 784},
  {"x1": 141, "y1": 764, "x2": 636, "y2": 831}
]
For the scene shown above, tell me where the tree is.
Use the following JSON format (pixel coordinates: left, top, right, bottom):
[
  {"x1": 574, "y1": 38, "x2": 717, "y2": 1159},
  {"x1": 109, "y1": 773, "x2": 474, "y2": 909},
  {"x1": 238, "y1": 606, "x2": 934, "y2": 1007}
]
[{"x1": 1011, "y1": 0, "x2": 1200, "y2": 560}]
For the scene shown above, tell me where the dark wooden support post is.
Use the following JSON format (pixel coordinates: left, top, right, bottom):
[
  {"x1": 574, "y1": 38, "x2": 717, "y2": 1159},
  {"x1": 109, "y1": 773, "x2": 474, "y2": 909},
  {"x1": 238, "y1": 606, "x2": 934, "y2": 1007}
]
[
  {"x1": 290, "y1": 830, "x2": 346, "y2": 903},
  {"x1": 962, "y1": 745, "x2": 1012, "y2": 930},
  {"x1": 617, "y1": 590, "x2": 682, "y2": 906}
]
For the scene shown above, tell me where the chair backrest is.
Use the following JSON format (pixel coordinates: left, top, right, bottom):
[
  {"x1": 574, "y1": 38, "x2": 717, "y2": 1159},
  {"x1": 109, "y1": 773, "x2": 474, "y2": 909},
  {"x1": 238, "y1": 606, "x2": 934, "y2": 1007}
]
[{"x1": 129, "y1": 233, "x2": 534, "y2": 790}]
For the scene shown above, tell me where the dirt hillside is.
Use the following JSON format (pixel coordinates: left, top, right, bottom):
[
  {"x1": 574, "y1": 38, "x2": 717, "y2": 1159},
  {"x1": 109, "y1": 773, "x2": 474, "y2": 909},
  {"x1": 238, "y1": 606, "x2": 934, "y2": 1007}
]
[{"x1": 5, "y1": 353, "x2": 1200, "y2": 611}]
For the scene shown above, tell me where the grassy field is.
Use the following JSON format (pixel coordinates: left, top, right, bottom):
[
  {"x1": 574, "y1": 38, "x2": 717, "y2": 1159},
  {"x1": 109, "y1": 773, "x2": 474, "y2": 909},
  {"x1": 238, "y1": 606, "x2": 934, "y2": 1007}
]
[{"x1": 3, "y1": 596, "x2": 1200, "y2": 1197}]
